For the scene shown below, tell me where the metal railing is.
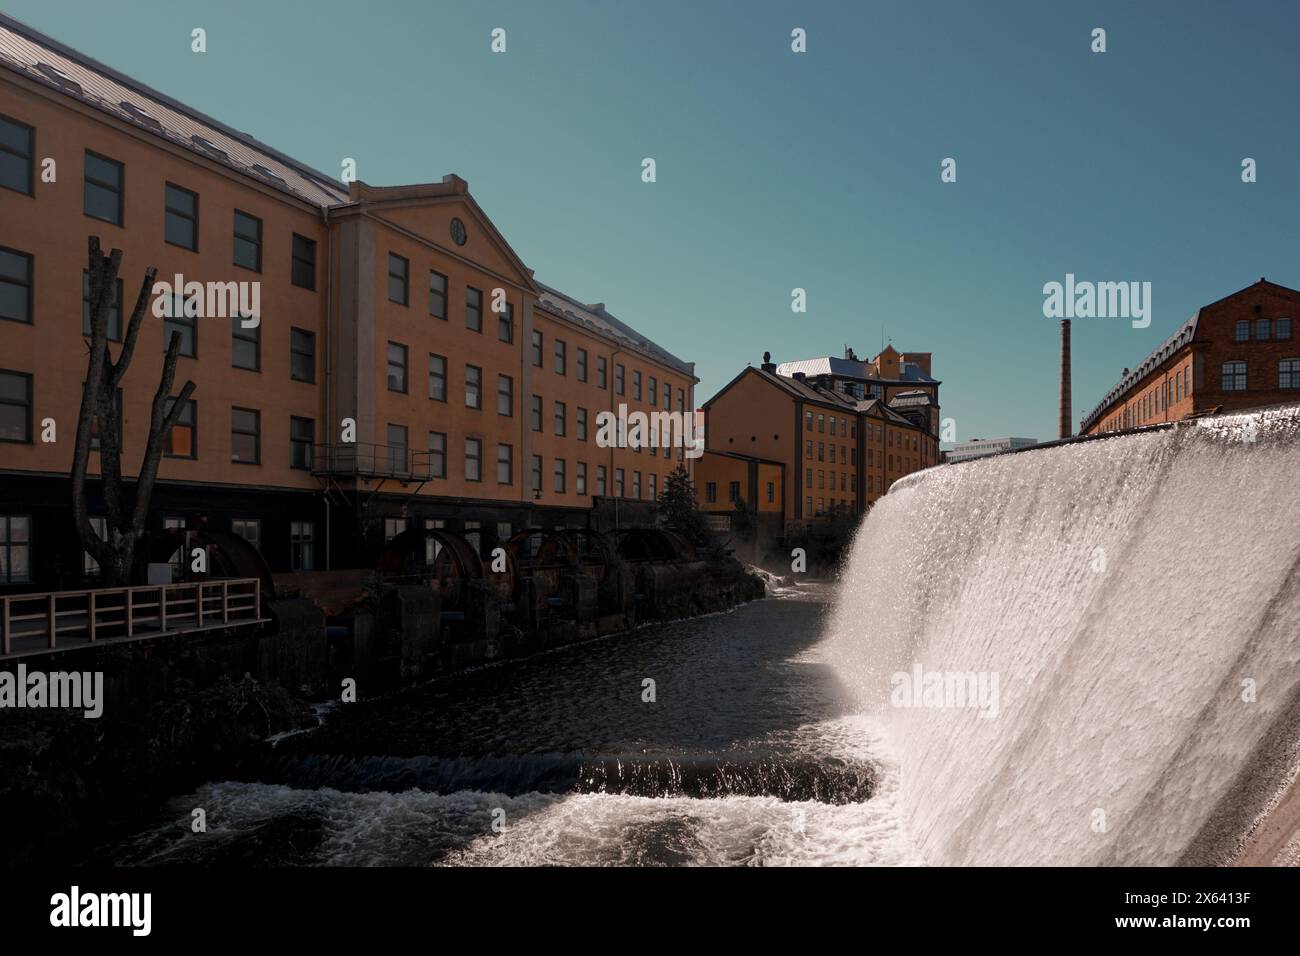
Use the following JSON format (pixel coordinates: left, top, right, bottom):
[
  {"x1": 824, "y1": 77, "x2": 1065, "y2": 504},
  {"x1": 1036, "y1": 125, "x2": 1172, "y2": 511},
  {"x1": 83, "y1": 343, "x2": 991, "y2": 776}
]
[
  {"x1": 0, "y1": 578, "x2": 263, "y2": 657},
  {"x1": 311, "y1": 442, "x2": 433, "y2": 481}
]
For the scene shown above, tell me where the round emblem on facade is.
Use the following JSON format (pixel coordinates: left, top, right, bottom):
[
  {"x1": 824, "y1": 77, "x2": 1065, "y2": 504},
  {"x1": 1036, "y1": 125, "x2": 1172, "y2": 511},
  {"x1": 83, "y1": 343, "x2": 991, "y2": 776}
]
[{"x1": 450, "y1": 218, "x2": 467, "y2": 246}]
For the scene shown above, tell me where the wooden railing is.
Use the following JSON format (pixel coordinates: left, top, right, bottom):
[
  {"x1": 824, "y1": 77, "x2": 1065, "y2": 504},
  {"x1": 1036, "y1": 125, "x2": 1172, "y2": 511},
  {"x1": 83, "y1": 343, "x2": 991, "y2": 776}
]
[{"x1": 0, "y1": 578, "x2": 263, "y2": 657}]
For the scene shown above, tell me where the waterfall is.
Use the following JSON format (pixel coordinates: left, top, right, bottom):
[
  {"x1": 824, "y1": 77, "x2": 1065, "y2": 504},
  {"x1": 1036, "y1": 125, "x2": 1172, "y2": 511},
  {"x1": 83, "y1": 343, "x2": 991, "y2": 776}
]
[{"x1": 825, "y1": 406, "x2": 1300, "y2": 865}]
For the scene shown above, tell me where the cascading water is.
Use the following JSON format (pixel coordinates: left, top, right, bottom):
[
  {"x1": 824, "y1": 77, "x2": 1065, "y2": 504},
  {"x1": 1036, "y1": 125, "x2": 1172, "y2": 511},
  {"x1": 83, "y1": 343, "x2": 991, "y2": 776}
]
[{"x1": 826, "y1": 406, "x2": 1300, "y2": 866}]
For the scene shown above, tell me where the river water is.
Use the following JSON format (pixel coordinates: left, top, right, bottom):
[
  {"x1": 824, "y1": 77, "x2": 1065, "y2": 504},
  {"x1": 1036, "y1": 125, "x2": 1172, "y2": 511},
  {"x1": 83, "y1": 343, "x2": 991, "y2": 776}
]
[{"x1": 105, "y1": 585, "x2": 923, "y2": 866}]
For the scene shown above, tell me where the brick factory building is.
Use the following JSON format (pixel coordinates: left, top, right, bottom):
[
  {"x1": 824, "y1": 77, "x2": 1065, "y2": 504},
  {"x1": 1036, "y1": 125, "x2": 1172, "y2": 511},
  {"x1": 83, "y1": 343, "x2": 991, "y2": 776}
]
[
  {"x1": 696, "y1": 346, "x2": 941, "y2": 545},
  {"x1": 1081, "y1": 279, "x2": 1299, "y2": 436},
  {"x1": 0, "y1": 14, "x2": 696, "y2": 592}
]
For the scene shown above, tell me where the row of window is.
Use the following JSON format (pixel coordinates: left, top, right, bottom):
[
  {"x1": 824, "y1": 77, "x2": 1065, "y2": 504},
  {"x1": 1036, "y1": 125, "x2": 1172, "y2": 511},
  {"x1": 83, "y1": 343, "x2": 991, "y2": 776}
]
[
  {"x1": 806, "y1": 441, "x2": 856, "y2": 465},
  {"x1": 2, "y1": 246, "x2": 321, "y2": 381},
  {"x1": 1234, "y1": 318, "x2": 1293, "y2": 343},
  {"x1": 0, "y1": 114, "x2": 319, "y2": 289},
  {"x1": 384, "y1": 252, "x2": 687, "y2": 409}
]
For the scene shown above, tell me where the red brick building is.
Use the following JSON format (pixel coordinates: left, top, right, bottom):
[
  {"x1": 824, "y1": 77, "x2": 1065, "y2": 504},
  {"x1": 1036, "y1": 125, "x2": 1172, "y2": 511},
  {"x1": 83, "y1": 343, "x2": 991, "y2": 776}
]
[{"x1": 1081, "y1": 279, "x2": 1300, "y2": 436}]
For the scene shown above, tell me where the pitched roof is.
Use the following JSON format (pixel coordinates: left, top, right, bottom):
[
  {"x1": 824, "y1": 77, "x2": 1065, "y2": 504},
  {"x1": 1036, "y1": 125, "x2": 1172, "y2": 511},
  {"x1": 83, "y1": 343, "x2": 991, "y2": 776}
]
[
  {"x1": 775, "y1": 355, "x2": 940, "y2": 385},
  {"x1": 705, "y1": 366, "x2": 924, "y2": 429},
  {"x1": 1079, "y1": 312, "x2": 1200, "y2": 431},
  {"x1": 536, "y1": 283, "x2": 695, "y2": 378},
  {"x1": 0, "y1": 12, "x2": 348, "y2": 207}
]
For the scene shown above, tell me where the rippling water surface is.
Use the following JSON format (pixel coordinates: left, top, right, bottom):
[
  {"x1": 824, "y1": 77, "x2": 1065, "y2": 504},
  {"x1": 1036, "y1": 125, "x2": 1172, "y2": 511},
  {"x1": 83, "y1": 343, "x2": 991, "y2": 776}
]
[{"x1": 107, "y1": 587, "x2": 922, "y2": 866}]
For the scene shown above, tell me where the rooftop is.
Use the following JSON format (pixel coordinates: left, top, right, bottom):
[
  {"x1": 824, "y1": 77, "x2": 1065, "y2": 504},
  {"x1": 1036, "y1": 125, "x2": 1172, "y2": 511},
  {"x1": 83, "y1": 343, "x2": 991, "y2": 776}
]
[
  {"x1": 0, "y1": 12, "x2": 349, "y2": 207},
  {"x1": 537, "y1": 284, "x2": 695, "y2": 378}
]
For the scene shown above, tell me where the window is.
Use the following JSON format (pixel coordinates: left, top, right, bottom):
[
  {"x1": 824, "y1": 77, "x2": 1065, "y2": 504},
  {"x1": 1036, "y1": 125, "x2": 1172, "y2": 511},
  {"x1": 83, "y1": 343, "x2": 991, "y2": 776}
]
[
  {"x1": 163, "y1": 294, "x2": 197, "y2": 357},
  {"x1": 291, "y1": 234, "x2": 317, "y2": 290},
  {"x1": 0, "y1": 246, "x2": 33, "y2": 324},
  {"x1": 577, "y1": 407, "x2": 588, "y2": 441},
  {"x1": 466, "y1": 286, "x2": 482, "y2": 332},
  {"x1": 0, "y1": 115, "x2": 34, "y2": 195},
  {"x1": 387, "y1": 342, "x2": 408, "y2": 393},
  {"x1": 163, "y1": 397, "x2": 196, "y2": 458},
  {"x1": 290, "y1": 521, "x2": 314, "y2": 571},
  {"x1": 633, "y1": 370, "x2": 642, "y2": 400},
  {"x1": 164, "y1": 183, "x2": 198, "y2": 250},
  {"x1": 232, "y1": 316, "x2": 260, "y2": 370},
  {"x1": 387, "y1": 253, "x2": 409, "y2": 305},
  {"x1": 1235, "y1": 320, "x2": 1250, "y2": 343},
  {"x1": 818, "y1": 414, "x2": 825, "y2": 433},
  {"x1": 554, "y1": 458, "x2": 566, "y2": 493},
  {"x1": 632, "y1": 471, "x2": 642, "y2": 499},
  {"x1": 729, "y1": 481, "x2": 740, "y2": 502},
  {"x1": 233, "y1": 211, "x2": 262, "y2": 271},
  {"x1": 532, "y1": 330, "x2": 543, "y2": 367},
  {"x1": 806, "y1": 411, "x2": 813, "y2": 431},
  {"x1": 677, "y1": 388, "x2": 685, "y2": 412},
  {"x1": 555, "y1": 401, "x2": 566, "y2": 436},
  {"x1": 497, "y1": 443, "x2": 513, "y2": 484},
  {"x1": 615, "y1": 468, "x2": 625, "y2": 497},
  {"x1": 555, "y1": 339, "x2": 567, "y2": 375},
  {"x1": 649, "y1": 376, "x2": 658, "y2": 406},
  {"x1": 597, "y1": 465, "x2": 607, "y2": 496},
  {"x1": 384, "y1": 517, "x2": 407, "y2": 542},
  {"x1": 1280, "y1": 359, "x2": 1300, "y2": 390},
  {"x1": 231, "y1": 519, "x2": 261, "y2": 552},
  {"x1": 84, "y1": 151, "x2": 123, "y2": 225},
  {"x1": 465, "y1": 438, "x2": 482, "y2": 481},
  {"x1": 1221, "y1": 361, "x2": 1247, "y2": 392},
  {"x1": 597, "y1": 356, "x2": 608, "y2": 389},
  {"x1": 231, "y1": 407, "x2": 260, "y2": 463},
  {"x1": 0, "y1": 515, "x2": 30, "y2": 583},
  {"x1": 387, "y1": 424, "x2": 408, "y2": 474},
  {"x1": 428, "y1": 354, "x2": 447, "y2": 401},
  {"x1": 498, "y1": 374, "x2": 513, "y2": 416},
  {"x1": 290, "y1": 328, "x2": 316, "y2": 383},
  {"x1": 530, "y1": 455, "x2": 543, "y2": 493},
  {"x1": 649, "y1": 473, "x2": 657, "y2": 500},
  {"x1": 1256, "y1": 318, "x2": 1271, "y2": 341},
  {"x1": 82, "y1": 270, "x2": 122, "y2": 340},
  {"x1": 767, "y1": 481, "x2": 775, "y2": 503},
  {"x1": 577, "y1": 461, "x2": 587, "y2": 495},
  {"x1": 531, "y1": 395, "x2": 543, "y2": 432},
  {"x1": 428, "y1": 270, "x2": 447, "y2": 318},
  {"x1": 429, "y1": 431, "x2": 447, "y2": 478},
  {"x1": 0, "y1": 370, "x2": 33, "y2": 442},
  {"x1": 664, "y1": 382, "x2": 671, "y2": 407},
  {"x1": 1278, "y1": 318, "x2": 1293, "y2": 341},
  {"x1": 465, "y1": 364, "x2": 482, "y2": 409},
  {"x1": 615, "y1": 363, "x2": 625, "y2": 395},
  {"x1": 290, "y1": 416, "x2": 314, "y2": 470},
  {"x1": 498, "y1": 302, "x2": 513, "y2": 343},
  {"x1": 577, "y1": 348, "x2": 588, "y2": 382}
]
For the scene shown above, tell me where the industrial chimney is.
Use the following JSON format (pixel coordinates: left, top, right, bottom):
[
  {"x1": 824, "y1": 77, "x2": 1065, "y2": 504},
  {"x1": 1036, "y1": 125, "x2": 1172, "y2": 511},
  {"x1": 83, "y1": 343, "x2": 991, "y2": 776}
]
[{"x1": 1059, "y1": 319, "x2": 1072, "y2": 440}]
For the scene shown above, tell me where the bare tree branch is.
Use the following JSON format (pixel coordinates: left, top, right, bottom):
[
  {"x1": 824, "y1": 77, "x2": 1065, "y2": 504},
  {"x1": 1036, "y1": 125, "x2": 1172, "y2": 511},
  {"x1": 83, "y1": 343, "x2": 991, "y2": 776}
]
[{"x1": 109, "y1": 265, "x2": 158, "y2": 390}]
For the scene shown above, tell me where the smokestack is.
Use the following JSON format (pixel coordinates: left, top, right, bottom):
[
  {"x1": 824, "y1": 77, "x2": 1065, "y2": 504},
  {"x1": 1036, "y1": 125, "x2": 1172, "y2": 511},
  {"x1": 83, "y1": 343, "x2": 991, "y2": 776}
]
[{"x1": 1059, "y1": 319, "x2": 1072, "y2": 440}]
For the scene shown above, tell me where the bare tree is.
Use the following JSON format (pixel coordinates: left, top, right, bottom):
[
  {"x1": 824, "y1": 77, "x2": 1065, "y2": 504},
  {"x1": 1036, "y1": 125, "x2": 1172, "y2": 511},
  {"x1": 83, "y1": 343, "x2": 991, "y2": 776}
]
[{"x1": 71, "y1": 237, "x2": 196, "y2": 586}]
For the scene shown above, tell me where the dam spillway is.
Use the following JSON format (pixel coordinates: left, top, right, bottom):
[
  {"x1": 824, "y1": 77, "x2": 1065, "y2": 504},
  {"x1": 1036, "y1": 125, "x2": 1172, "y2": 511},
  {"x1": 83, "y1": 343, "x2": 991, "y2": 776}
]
[{"x1": 825, "y1": 406, "x2": 1300, "y2": 866}]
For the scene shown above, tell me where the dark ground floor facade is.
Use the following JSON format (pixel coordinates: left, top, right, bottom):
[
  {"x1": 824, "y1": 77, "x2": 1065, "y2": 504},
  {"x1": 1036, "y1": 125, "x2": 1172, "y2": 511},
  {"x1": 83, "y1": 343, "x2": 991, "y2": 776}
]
[{"x1": 0, "y1": 472, "x2": 661, "y2": 595}]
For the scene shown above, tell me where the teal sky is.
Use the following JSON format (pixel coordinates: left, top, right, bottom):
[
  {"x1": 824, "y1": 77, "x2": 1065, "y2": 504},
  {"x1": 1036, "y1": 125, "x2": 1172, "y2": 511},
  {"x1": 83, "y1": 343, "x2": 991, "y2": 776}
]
[{"x1": 8, "y1": 0, "x2": 1300, "y2": 442}]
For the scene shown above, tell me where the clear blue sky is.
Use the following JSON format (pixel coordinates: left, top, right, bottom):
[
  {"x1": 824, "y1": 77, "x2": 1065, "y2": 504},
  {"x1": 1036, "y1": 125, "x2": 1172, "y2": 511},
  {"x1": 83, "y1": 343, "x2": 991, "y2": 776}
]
[{"x1": 9, "y1": 0, "x2": 1300, "y2": 442}]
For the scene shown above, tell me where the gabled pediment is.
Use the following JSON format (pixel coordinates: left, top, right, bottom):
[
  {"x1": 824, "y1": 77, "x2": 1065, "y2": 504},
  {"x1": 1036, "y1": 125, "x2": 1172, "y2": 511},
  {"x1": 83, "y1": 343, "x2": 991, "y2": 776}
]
[{"x1": 351, "y1": 176, "x2": 537, "y2": 292}]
